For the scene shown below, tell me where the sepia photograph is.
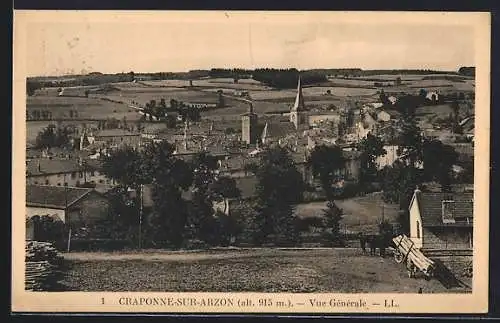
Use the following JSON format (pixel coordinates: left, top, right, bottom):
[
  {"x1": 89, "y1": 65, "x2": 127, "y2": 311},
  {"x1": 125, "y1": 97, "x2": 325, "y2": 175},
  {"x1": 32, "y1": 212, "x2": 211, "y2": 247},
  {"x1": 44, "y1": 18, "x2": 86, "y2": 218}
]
[{"x1": 12, "y1": 10, "x2": 490, "y2": 313}]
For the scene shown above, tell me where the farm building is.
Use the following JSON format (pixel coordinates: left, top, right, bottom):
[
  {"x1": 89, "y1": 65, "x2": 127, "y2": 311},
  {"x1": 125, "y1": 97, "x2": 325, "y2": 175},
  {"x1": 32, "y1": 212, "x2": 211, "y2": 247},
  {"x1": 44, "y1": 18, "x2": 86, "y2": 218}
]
[
  {"x1": 408, "y1": 188, "x2": 473, "y2": 252},
  {"x1": 375, "y1": 145, "x2": 400, "y2": 169},
  {"x1": 90, "y1": 128, "x2": 142, "y2": 148},
  {"x1": 376, "y1": 110, "x2": 391, "y2": 122},
  {"x1": 26, "y1": 185, "x2": 110, "y2": 240},
  {"x1": 184, "y1": 102, "x2": 218, "y2": 110},
  {"x1": 26, "y1": 158, "x2": 114, "y2": 188},
  {"x1": 425, "y1": 91, "x2": 440, "y2": 102},
  {"x1": 308, "y1": 112, "x2": 340, "y2": 128},
  {"x1": 388, "y1": 96, "x2": 397, "y2": 105},
  {"x1": 260, "y1": 121, "x2": 298, "y2": 146}
]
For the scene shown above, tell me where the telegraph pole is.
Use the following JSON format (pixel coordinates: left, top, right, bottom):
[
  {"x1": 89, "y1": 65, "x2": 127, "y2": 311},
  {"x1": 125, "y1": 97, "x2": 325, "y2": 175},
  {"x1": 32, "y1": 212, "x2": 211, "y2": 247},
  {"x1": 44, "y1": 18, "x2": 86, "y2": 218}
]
[
  {"x1": 138, "y1": 184, "x2": 143, "y2": 250},
  {"x1": 65, "y1": 180, "x2": 71, "y2": 252}
]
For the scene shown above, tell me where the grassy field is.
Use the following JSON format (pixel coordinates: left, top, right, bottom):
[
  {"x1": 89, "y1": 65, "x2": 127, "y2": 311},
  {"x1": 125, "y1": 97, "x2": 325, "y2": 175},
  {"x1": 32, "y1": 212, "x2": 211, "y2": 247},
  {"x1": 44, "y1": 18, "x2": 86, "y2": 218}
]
[
  {"x1": 57, "y1": 249, "x2": 466, "y2": 293},
  {"x1": 294, "y1": 192, "x2": 399, "y2": 234},
  {"x1": 26, "y1": 120, "x2": 102, "y2": 143},
  {"x1": 27, "y1": 94, "x2": 141, "y2": 120},
  {"x1": 142, "y1": 79, "x2": 271, "y2": 91}
]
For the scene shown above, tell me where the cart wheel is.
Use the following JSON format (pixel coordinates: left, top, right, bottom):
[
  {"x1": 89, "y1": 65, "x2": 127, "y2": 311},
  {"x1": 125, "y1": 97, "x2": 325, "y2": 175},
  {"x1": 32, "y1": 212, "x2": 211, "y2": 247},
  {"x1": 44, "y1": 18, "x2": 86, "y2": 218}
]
[
  {"x1": 407, "y1": 261, "x2": 416, "y2": 278},
  {"x1": 394, "y1": 251, "x2": 404, "y2": 263}
]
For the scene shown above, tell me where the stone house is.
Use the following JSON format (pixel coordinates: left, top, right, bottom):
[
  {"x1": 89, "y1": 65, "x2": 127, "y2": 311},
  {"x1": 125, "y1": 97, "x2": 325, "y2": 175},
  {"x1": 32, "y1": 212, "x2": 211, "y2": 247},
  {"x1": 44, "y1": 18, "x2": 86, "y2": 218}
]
[{"x1": 408, "y1": 188, "x2": 473, "y2": 253}]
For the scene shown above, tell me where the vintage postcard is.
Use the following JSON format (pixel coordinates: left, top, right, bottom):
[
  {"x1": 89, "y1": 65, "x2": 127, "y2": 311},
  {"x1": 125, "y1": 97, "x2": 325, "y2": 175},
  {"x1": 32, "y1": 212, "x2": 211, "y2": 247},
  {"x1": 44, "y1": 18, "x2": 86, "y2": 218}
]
[{"x1": 12, "y1": 10, "x2": 490, "y2": 314}]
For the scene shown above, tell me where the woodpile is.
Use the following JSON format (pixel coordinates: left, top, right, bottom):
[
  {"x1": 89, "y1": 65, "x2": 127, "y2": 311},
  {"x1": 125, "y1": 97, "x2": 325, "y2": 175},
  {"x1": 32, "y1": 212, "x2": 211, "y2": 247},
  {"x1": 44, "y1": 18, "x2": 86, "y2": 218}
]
[
  {"x1": 462, "y1": 261, "x2": 473, "y2": 278},
  {"x1": 392, "y1": 235, "x2": 436, "y2": 277},
  {"x1": 25, "y1": 241, "x2": 64, "y2": 291}
]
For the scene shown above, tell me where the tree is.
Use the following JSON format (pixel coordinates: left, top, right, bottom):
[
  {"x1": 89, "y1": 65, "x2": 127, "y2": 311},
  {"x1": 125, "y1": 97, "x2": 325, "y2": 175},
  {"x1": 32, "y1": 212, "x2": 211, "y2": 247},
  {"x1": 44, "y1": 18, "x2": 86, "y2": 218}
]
[
  {"x1": 141, "y1": 141, "x2": 193, "y2": 247},
  {"x1": 418, "y1": 88, "x2": 427, "y2": 103},
  {"x1": 188, "y1": 152, "x2": 219, "y2": 243},
  {"x1": 96, "y1": 185, "x2": 142, "y2": 241},
  {"x1": 422, "y1": 139, "x2": 458, "y2": 192},
  {"x1": 450, "y1": 100, "x2": 462, "y2": 134},
  {"x1": 170, "y1": 99, "x2": 179, "y2": 110},
  {"x1": 381, "y1": 160, "x2": 422, "y2": 234},
  {"x1": 165, "y1": 115, "x2": 177, "y2": 128},
  {"x1": 396, "y1": 107, "x2": 423, "y2": 168},
  {"x1": 308, "y1": 145, "x2": 345, "y2": 199},
  {"x1": 357, "y1": 133, "x2": 387, "y2": 184},
  {"x1": 26, "y1": 80, "x2": 41, "y2": 96},
  {"x1": 323, "y1": 200, "x2": 343, "y2": 241},
  {"x1": 35, "y1": 124, "x2": 70, "y2": 149},
  {"x1": 252, "y1": 147, "x2": 305, "y2": 245},
  {"x1": 209, "y1": 176, "x2": 241, "y2": 201},
  {"x1": 101, "y1": 146, "x2": 144, "y2": 187}
]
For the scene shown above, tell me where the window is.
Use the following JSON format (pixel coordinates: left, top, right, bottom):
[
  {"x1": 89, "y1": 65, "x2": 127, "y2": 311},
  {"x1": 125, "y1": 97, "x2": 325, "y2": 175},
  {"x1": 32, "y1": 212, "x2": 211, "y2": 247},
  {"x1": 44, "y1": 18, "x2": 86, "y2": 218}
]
[
  {"x1": 57, "y1": 183, "x2": 61, "y2": 186},
  {"x1": 99, "y1": 179, "x2": 104, "y2": 184},
  {"x1": 79, "y1": 172, "x2": 84, "y2": 178},
  {"x1": 416, "y1": 221, "x2": 420, "y2": 239},
  {"x1": 45, "y1": 180, "x2": 49, "y2": 185},
  {"x1": 442, "y1": 200, "x2": 456, "y2": 224},
  {"x1": 71, "y1": 172, "x2": 76, "y2": 179},
  {"x1": 64, "y1": 183, "x2": 68, "y2": 186}
]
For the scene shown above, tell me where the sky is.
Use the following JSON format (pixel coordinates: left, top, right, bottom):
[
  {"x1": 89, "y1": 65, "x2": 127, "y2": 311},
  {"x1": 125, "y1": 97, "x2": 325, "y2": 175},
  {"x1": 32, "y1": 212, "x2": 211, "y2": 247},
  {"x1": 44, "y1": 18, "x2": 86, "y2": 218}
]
[{"x1": 20, "y1": 12, "x2": 477, "y2": 76}]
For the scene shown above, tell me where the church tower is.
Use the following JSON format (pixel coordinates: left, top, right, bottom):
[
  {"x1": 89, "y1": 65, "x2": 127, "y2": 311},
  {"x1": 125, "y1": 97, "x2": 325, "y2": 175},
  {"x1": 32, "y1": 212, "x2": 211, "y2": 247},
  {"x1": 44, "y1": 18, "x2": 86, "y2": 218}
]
[
  {"x1": 241, "y1": 101, "x2": 258, "y2": 145},
  {"x1": 290, "y1": 75, "x2": 307, "y2": 129}
]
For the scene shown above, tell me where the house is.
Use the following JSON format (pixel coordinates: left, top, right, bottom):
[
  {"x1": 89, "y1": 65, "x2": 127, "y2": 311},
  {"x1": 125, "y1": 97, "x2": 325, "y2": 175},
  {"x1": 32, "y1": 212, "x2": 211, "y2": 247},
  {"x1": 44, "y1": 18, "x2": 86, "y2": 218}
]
[
  {"x1": 459, "y1": 115, "x2": 475, "y2": 141},
  {"x1": 26, "y1": 157, "x2": 116, "y2": 188},
  {"x1": 308, "y1": 113, "x2": 340, "y2": 128},
  {"x1": 408, "y1": 188, "x2": 473, "y2": 252},
  {"x1": 425, "y1": 91, "x2": 440, "y2": 102},
  {"x1": 375, "y1": 145, "x2": 400, "y2": 169},
  {"x1": 376, "y1": 110, "x2": 391, "y2": 122},
  {"x1": 90, "y1": 128, "x2": 142, "y2": 148},
  {"x1": 260, "y1": 121, "x2": 298, "y2": 146},
  {"x1": 26, "y1": 185, "x2": 110, "y2": 240}
]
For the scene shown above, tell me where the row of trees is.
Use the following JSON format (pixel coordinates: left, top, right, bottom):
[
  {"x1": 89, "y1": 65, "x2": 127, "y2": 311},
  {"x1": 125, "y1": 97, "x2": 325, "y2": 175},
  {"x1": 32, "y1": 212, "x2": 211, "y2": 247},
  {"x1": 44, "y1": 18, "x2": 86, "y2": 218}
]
[
  {"x1": 96, "y1": 142, "x2": 347, "y2": 248},
  {"x1": 142, "y1": 98, "x2": 202, "y2": 124},
  {"x1": 252, "y1": 68, "x2": 327, "y2": 89},
  {"x1": 35, "y1": 124, "x2": 71, "y2": 149},
  {"x1": 380, "y1": 105, "x2": 461, "y2": 233}
]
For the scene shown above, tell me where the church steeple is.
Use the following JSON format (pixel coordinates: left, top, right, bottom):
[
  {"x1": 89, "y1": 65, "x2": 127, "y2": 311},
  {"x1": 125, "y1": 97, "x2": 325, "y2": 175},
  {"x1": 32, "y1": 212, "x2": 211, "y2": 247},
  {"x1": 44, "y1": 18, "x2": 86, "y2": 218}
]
[
  {"x1": 291, "y1": 75, "x2": 305, "y2": 112},
  {"x1": 290, "y1": 74, "x2": 307, "y2": 129},
  {"x1": 241, "y1": 100, "x2": 258, "y2": 145}
]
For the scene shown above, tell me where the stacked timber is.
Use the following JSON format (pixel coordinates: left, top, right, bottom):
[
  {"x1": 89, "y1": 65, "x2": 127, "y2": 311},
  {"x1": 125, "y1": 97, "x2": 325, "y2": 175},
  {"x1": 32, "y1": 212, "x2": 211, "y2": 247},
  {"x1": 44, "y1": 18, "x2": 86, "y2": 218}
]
[
  {"x1": 25, "y1": 241, "x2": 64, "y2": 291},
  {"x1": 392, "y1": 235, "x2": 436, "y2": 277}
]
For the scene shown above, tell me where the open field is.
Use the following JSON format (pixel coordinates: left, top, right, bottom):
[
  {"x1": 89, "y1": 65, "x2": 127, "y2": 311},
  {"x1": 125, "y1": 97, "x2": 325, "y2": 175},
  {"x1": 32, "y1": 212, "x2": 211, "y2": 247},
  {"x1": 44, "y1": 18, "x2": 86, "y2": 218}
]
[
  {"x1": 294, "y1": 192, "x2": 399, "y2": 234},
  {"x1": 303, "y1": 86, "x2": 378, "y2": 97},
  {"x1": 327, "y1": 77, "x2": 379, "y2": 86},
  {"x1": 355, "y1": 74, "x2": 464, "y2": 81},
  {"x1": 415, "y1": 104, "x2": 454, "y2": 119},
  {"x1": 26, "y1": 120, "x2": 102, "y2": 143},
  {"x1": 57, "y1": 249, "x2": 465, "y2": 293},
  {"x1": 27, "y1": 95, "x2": 141, "y2": 120},
  {"x1": 100, "y1": 88, "x2": 220, "y2": 105},
  {"x1": 142, "y1": 79, "x2": 271, "y2": 91}
]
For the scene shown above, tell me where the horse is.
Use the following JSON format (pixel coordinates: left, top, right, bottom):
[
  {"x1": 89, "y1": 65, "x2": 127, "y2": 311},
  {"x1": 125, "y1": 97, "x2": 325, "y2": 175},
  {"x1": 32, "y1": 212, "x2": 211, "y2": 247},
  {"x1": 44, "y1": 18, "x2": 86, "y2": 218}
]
[
  {"x1": 364, "y1": 234, "x2": 391, "y2": 257},
  {"x1": 358, "y1": 233, "x2": 367, "y2": 253}
]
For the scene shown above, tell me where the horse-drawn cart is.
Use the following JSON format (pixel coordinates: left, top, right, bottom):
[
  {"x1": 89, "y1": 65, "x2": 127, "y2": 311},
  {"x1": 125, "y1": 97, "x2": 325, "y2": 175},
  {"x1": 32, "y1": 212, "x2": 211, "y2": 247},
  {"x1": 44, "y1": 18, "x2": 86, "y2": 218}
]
[{"x1": 392, "y1": 235, "x2": 436, "y2": 279}]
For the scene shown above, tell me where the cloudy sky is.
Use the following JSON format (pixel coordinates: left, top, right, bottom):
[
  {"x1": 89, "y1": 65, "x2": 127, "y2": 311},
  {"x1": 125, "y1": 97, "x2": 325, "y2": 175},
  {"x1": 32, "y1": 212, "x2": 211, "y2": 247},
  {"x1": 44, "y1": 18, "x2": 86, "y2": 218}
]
[{"x1": 18, "y1": 11, "x2": 478, "y2": 76}]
